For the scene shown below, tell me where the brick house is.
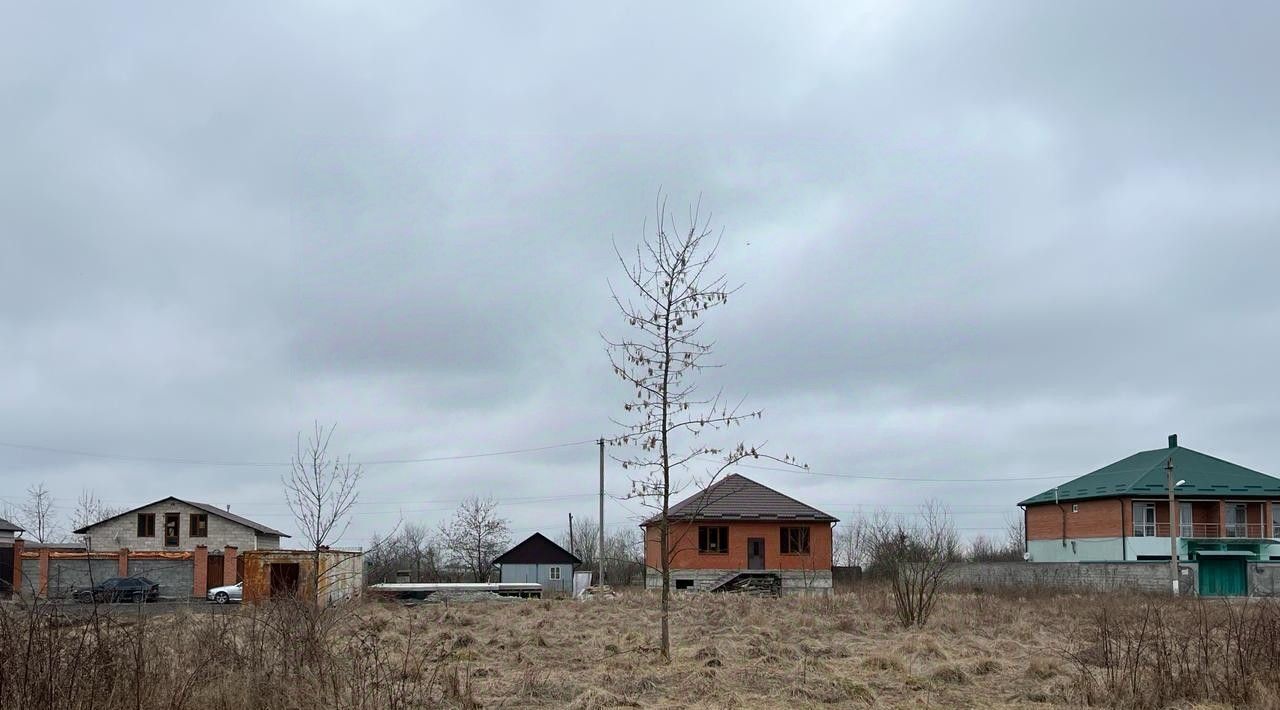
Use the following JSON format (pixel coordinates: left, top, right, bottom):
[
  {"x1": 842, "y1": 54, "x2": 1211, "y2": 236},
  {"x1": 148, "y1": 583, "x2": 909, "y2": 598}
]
[
  {"x1": 1020, "y1": 435, "x2": 1280, "y2": 595},
  {"x1": 73, "y1": 496, "x2": 288, "y2": 552},
  {"x1": 642, "y1": 474, "x2": 837, "y2": 595}
]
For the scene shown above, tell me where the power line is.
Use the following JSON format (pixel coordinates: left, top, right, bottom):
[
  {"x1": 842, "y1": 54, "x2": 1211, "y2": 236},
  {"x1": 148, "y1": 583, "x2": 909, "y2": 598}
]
[
  {"x1": 0, "y1": 435, "x2": 1073, "y2": 484},
  {"x1": 731, "y1": 460, "x2": 1064, "y2": 483},
  {"x1": 0, "y1": 438, "x2": 597, "y2": 468}
]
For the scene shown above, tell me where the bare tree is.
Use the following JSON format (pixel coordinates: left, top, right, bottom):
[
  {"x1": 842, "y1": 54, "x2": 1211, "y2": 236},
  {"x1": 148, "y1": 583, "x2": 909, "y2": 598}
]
[
  {"x1": 605, "y1": 193, "x2": 800, "y2": 659},
  {"x1": 833, "y1": 511, "x2": 871, "y2": 568},
  {"x1": 284, "y1": 422, "x2": 362, "y2": 601},
  {"x1": 70, "y1": 489, "x2": 120, "y2": 534},
  {"x1": 18, "y1": 483, "x2": 57, "y2": 543},
  {"x1": 865, "y1": 501, "x2": 959, "y2": 628},
  {"x1": 1005, "y1": 512, "x2": 1026, "y2": 556},
  {"x1": 438, "y1": 496, "x2": 510, "y2": 582},
  {"x1": 364, "y1": 523, "x2": 440, "y2": 583}
]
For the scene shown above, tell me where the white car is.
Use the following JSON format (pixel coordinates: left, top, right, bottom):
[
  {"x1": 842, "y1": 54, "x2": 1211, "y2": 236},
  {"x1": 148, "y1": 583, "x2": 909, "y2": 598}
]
[{"x1": 207, "y1": 581, "x2": 243, "y2": 604}]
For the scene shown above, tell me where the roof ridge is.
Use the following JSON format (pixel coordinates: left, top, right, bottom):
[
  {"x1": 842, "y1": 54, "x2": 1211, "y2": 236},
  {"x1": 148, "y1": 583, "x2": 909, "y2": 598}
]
[{"x1": 646, "y1": 472, "x2": 836, "y2": 523}]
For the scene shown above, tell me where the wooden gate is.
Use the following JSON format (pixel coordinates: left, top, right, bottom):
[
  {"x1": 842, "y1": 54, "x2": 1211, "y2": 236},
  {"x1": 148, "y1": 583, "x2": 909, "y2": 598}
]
[{"x1": 207, "y1": 554, "x2": 224, "y2": 588}]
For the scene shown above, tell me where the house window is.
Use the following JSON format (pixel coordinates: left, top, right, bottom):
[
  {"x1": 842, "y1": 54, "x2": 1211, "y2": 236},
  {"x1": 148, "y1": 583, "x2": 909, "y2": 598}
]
[
  {"x1": 1226, "y1": 504, "x2": 1247, "y2": 537},
  {"x1": 1133, "y1": 503, "x2": 1156, "y2": 537},
  {"x1": 137, "y1": 513, "x2": 156, "y2": 538},
  {"x1": 549, "y1": 566, "x2": 561, "y2": 580},
  {"x1": 698, "y1": 526, "x2": 729, "y2": 554},
  {"x1": 1179, "y1": 502, "x2": 1192, "y2": 538},
  {"x1": 1071, "y1": 504, "x2": 1079, "y2": 513},
  {"x1": 189, "y1": 513, "x2": 208, "y2": 538},
  {"x1": 1273, "y1": 504, "x2": 1280, "y2": 538},
  {"x1": 780, "y1": 526, "x2": 811, "y2": 554},
  {"x1": 675, "y1": 579, "x2": 694, "y2": 590}
]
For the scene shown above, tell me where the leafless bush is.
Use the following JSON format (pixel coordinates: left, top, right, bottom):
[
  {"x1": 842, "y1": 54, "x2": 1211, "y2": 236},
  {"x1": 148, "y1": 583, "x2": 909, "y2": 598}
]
[
  {"x1": 863, "y1": 501, "x2": 959, "y2": 628},
  {"x1": 0, "y1": 596, "x2": 455, "y2": 709},
  {"x1": 1068, "y1": 595, "x2": 1280, "y2": 708}
]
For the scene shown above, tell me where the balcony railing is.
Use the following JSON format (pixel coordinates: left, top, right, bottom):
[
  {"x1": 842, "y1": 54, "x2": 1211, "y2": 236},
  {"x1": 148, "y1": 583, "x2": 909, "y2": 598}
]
[{"x1": 1134, "y1": 523, "x2": 1275, "y2": 539}]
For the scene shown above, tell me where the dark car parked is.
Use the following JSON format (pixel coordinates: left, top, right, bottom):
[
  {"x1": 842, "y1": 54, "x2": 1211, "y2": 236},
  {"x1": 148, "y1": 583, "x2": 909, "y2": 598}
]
[{"x1": 74, "y1": 576, "x2": 160, "y2": 603}]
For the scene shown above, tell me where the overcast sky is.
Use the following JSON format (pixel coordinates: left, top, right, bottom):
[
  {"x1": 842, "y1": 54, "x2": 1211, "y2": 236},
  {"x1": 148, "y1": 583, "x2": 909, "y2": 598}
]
[{"x1": 2, "y1": 2, "x2": 1278, "y2": 549}]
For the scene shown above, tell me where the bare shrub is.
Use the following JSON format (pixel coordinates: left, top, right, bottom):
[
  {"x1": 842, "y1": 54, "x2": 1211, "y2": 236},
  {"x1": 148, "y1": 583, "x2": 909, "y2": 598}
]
[
  {"x1": 864, "y1": 501, "x2": 959, "y2": 627},
  {"x1": 1068, "y1": 595, "x2": 1280, "y2": 708}
]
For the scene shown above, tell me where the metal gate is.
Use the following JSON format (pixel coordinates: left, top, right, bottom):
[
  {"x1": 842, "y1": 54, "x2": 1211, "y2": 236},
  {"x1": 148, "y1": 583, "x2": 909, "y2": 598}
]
[
  {"x1": 0, "y1": 546, "x2": 13, "y2": 596},
  {"x1": 1199, "y1": 557, "x2": 1247, "y2": 596}
]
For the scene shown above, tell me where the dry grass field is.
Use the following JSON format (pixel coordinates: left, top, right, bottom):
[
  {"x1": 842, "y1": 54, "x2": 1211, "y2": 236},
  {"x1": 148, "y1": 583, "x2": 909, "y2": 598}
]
[
  {"x1": 5, "y1": 586, "x2": 1279, "y2": 709},
  {"x1": 355, "y1": 588, "x2": 1082, "y2": 708}
]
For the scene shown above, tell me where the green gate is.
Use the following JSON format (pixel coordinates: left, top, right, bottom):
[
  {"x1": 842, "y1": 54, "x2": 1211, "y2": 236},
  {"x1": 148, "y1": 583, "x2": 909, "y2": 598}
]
[{"x1": 1199, "y1": 557, "x2": 1247, "y2": 596}]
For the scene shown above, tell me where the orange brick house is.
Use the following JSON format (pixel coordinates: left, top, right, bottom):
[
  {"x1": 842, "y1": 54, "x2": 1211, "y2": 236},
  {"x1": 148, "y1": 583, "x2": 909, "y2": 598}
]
[
  {"x1": 1020, "y1": 435, "x2": 1280, "y2": 595},
  {"x1": 642, "y1": 474, "x2": 837, "y2": 595}
]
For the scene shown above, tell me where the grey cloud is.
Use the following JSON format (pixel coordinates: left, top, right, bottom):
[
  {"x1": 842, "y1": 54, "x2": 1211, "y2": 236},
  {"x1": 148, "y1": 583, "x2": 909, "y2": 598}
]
[{"x1": 2, "y1": 2, "x2": 1278, "y2": 545}]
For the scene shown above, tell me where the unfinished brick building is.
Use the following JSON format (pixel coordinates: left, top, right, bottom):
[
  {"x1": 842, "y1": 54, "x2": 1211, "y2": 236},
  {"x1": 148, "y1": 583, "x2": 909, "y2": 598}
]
[{"x1": 642, "y1": 474, "x2": 836, "y2": 595}]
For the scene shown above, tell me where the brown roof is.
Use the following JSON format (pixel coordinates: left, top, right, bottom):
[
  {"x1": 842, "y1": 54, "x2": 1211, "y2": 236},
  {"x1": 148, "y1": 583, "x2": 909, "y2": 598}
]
[
  {"x1": 73, "y1": 496, "x2": 289, "y2": 537},
  {"x1": 642, "y1": 474, "x2": 837, "y2": 525}
]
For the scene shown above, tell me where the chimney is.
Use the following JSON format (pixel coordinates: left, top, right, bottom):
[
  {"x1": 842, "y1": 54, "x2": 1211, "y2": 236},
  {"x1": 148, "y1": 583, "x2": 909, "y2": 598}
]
[
  {"x1": 1168, "y1": 434, "x2": 1178, "y2": 449},
  {"x1": 226, "y1": 504, "x2": 231, "y2": 512}
]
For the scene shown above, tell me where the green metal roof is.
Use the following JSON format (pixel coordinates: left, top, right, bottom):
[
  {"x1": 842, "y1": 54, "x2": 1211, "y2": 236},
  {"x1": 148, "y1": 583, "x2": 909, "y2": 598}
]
[{"x1": 1020, "y1": 445, "x2": 1280, "y2": 506}]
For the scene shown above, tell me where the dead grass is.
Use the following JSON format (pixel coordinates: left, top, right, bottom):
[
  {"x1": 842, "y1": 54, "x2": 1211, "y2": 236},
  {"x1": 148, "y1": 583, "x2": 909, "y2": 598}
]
[
  {"x1": 8, "y1": 586, "x2": 1263, "y2": 709},
  {"x1": 336, "y1": 587, "x2": 1097, "y2": 708}
]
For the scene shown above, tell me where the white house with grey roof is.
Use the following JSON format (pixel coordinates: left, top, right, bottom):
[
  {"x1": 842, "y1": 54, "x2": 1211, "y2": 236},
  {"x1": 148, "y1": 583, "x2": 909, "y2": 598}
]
[{"x1": 74, "y1": 496, "x2": 288, "y2": 551}]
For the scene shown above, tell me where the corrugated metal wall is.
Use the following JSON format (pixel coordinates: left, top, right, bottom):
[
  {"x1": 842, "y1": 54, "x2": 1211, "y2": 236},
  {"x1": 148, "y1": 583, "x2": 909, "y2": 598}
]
[{"x1": 498, "y1": 563, "x2": 573, "y2": 594}]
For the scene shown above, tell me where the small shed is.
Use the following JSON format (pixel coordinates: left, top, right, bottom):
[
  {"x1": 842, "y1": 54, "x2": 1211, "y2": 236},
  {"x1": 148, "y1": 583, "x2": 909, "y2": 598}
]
[{"x1": 493, "y1": 533, "x2": 580, "y2": 595}]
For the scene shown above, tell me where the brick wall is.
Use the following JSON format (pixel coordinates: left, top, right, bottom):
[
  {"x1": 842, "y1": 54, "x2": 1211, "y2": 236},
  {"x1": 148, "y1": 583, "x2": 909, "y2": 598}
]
[
  {"x1": 1027, "y1": 498, "x2": 1129, "y2": 541},
  {"x1": 82, "y1": 500, "x2": 275, "y2": 551},
  {"x1": 643, "y1": 521, "x2": 833, "y2": 571},
  {"x1": 946, "y1": 561, "x2": 1197, "y2": 594}
]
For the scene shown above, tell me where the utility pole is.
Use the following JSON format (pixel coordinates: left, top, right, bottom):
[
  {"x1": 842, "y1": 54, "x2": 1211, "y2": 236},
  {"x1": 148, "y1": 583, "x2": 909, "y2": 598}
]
[
  {"x1": 1167, "y1": 456, "x2": 1179, "y2": 595},
  {"x1": 598, "y1": 437, "x2": 606, "y2": 587},
  {"x1": 568, "y1": 513, "x2": 575, "y2": 558}
]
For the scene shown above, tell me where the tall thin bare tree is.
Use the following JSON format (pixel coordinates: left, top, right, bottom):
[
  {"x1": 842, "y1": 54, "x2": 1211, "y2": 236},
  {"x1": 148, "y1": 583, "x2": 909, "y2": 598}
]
[
  {"x1": 284, "y1": 422, "x2": 362, "y2": 601},
  {"x1": 605, "y1": 193, "x2": 800, "y2": 660},
  {"x1": 19, "y1": 483, "x2": 56, "y2": 543}
]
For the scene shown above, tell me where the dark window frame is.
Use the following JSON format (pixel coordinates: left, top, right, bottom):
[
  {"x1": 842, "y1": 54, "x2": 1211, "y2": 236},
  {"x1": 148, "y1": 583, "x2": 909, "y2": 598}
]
[
  {"x1": 137, "y1": 513, "x2": 156, "y2": 538},
  {"x1": 780, "y1": 526, "x2": 811, "y2": 554},
  {"x1": 163, "y1": 512, "x2": 180, "y2": 547},
  {"x1": 698, "y1": 525, "x2": 729, "y2": 554},
  {"x1": 189, "y1": 513, "x2": 208, "y2": 538}
]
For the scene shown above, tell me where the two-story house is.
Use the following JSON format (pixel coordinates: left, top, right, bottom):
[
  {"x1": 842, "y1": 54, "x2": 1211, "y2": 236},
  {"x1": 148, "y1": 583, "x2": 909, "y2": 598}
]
[
  {"x1": 1021, "y1": 435, "x2": 1280, "y2": 595},
  {"x1": 73, "y1": 496, "x2": 288, "y2": 551}
]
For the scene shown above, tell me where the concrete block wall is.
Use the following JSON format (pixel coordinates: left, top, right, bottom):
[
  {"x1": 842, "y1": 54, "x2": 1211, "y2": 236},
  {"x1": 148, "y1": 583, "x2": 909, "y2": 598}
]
[
  {"x1": 644, "y1": 567, "x2": 833, "y2": 595},
  {"x1": 43, "y1": 559, "x2": 119, "y2": 598},
  {"x1": 20, "y1": 559, "x2": 39, "y2": 595},
  {"x1": 945, "y1": 561, "x2": 1197, "y2": 595},
  {"x1": 127, "y1": 559, "x2": 195, "y2": 599},
  {"x1": 1247, "y1": 563, "x2": 1280, "y2": 596},
  {"x1": 82, "y1": 499, "x2": 274, "y2": 551}
]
